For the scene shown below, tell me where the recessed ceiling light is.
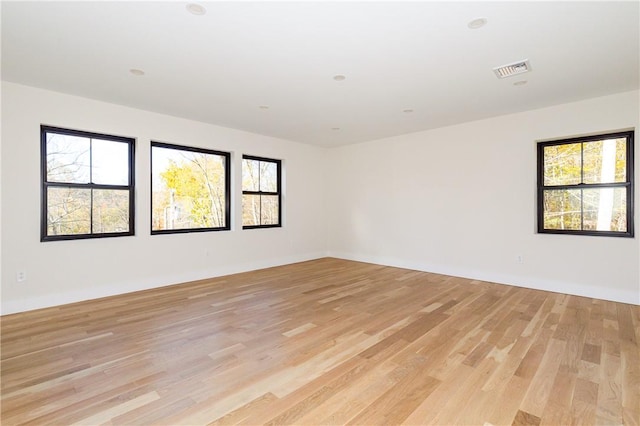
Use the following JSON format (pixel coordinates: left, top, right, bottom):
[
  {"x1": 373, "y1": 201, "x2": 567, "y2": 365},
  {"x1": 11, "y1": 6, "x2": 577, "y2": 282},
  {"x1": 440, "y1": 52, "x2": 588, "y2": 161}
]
[
  {"x1": 467, "y1": 17, "x2": 487, "y2": 29},
  {"x1": 186, "y1": 3, "x2": 206, "y2": 16},
  {"x1": 403, "y1": 109, "x2": 414, "y2": 113},
  {"x1": 513, "y1": 80, "x2": 528, "y2": 86},
  {"x1": 333, "y1": 75, "x2": 346, "y2": 81},
  {"x1": 129, "y1": 68, "x2": 145, "y2": 76},
  {"x1": 259, "y1": 105, "x2": 270, "y2": 110}
]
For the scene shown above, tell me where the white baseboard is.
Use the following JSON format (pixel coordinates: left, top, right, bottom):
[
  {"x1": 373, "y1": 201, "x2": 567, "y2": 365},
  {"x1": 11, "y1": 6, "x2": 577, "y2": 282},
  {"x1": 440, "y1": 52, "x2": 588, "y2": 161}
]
[
  {"x1": 4, "y1": 250, "x2": 636, "y2": 315},
  {"x1": 327, "y1": 251, "x2": 640, "y2": 306},
  {"x1": 1, "y1": 252, "x2": 328, "y2": 315}
]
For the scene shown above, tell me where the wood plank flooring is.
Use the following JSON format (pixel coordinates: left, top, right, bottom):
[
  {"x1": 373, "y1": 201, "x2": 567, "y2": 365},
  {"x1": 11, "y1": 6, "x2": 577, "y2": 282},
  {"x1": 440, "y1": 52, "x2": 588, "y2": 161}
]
[{"x1": 1, "y1": 258, "x2": 639, "y2": 425}]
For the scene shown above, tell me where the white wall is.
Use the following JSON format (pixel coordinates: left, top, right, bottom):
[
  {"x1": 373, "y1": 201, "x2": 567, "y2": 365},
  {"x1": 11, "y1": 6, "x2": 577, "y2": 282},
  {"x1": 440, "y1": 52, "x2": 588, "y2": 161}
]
[
  {"x1": 1, "y1": 82, "x2": 328, "y2": 314},
  {"x1": 327, "y1": 90, "x2": 640, "y2": 305},
  {"x1": 2, "y1": 83, "x2": 639, "y2": 315}
]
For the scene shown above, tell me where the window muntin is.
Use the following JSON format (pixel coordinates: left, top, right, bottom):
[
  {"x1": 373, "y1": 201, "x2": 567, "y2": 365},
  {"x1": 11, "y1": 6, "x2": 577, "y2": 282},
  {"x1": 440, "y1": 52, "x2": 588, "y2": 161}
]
[
  {"x1": 242, "y1": 155, "x2": 282, "y2": 228},
  {"x1": 151, "y1": 142, "x2": 230, "y2": 234},
  {"x1": 41, "y1": 126, "x2": 135, "y2": 241},
  {"x1": 537, "y1": 131, "x2": 634, "y2": 237}
]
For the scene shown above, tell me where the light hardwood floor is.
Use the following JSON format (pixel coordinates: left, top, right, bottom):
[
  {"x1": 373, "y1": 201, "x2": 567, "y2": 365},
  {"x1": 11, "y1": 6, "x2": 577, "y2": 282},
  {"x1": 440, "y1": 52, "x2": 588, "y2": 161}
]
[{"x1": 1, "y1": 258, "x2": 639, "y2": 425}]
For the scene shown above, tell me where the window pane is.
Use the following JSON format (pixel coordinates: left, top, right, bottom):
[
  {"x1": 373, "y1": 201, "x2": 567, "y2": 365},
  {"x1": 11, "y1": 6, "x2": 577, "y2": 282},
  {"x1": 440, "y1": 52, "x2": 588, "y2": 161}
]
[
  {"x1": 47, "y1": 187, "x2": 91, "y2": 235},
  {"x1": 92, "y1": 189, "x2": 130, "y2": 233},
  {"x1": 242, "y1": 159, "x2": 260, "y2": 191},
  {"x1": 543, "y1": 143, "x2": 581, "y2": 186},
  {"x1": 583, "y1": 188, "x2": 627, "y2": 232},
  {"x1": 583, "y1": 138, "x2": 627, "y2": 184},
  {"x1": 46, "y1": 133, "x2": 90, "y2": 183},
  {"x1": 261, "y1": 195, "x2": 279, "y2": 225},
  {"x1": 152, "y1": 145, "x2": 227, "y2": 231},
  {"x1": 242, "y1": 194, "x2": 260, "y2": 227},
  {"x1": 543, "y1": 189, "x2": 582, "y2": 230},
  {"x1": 92, "y1": 139, "x2": 129, "y2": 185},
  {"x1": 260, "y1": 161, "x2": 278, "y2": 192}
]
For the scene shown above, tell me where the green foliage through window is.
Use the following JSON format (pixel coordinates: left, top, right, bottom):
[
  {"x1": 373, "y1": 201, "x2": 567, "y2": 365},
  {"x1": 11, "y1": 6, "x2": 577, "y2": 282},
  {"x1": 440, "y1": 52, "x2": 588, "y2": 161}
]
[
  {"x1": 151, "y1": 142, "x2": 230, "y2": 233},
  {"x1": 537, "y1": 131, "x2": 634, "y2": 237}
]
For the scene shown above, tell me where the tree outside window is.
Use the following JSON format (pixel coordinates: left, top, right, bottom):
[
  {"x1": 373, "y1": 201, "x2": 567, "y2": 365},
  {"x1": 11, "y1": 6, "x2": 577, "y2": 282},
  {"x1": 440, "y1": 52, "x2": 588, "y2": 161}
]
[
  {"x1": 41, "y1": 126, "x2": 135, "y2": 241},
  {"x1": 537, "y1": 131, "x2": 634, "y2": 237},
  {"x1": 151, "y1": 142, "x2": 230, "y2": 234},
  {"x1": 242, "y1": 155, "x2": 282, "y2": 229}
]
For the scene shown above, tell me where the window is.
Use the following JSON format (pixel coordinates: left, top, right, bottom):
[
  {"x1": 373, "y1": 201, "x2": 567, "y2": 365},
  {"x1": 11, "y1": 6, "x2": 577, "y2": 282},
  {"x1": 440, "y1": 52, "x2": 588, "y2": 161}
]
[
  {"x1": 41, "y1": 126, "x2": 135, "y2": 241},
  {"x1": 151, "y1": 142, "x2": 230, "y2": 234},
  {"x1": 242, "y1": 155, "x2": 282, "y2": 228},
  {"x1": 537, "y1": 131, "x2": 634, "y2": 237}
]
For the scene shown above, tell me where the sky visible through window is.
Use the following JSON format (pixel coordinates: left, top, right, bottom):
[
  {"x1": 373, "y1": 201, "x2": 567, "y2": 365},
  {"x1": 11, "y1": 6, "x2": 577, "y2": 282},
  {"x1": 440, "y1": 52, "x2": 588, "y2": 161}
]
[
  {"x1": 46, "y1": 133, "x2": 129, "y2": 184},
  {"x1": 43, "y1": 129, "x2": 133, "y2": 239}
]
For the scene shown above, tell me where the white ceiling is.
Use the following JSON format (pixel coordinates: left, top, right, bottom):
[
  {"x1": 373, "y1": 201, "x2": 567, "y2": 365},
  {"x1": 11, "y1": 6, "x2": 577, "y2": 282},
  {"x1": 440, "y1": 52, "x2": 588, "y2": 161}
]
[{"x1": 2, "y1": 1, "x2": 639, "y2": 147}]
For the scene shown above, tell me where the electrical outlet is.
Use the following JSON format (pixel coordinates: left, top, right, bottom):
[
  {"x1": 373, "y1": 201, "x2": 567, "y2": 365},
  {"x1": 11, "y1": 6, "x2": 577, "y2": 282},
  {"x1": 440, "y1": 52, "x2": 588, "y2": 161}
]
[{"x1": 16, "y1": 271, "x2": 27, "y2": 282}]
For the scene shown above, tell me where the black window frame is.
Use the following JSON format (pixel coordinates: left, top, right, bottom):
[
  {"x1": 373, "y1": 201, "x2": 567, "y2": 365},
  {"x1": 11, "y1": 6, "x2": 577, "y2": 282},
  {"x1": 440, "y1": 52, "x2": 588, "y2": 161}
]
[
  {"x1": 150, "y1": 141, "x2": 231, "y2": 235},
  {"x1": 537, "y1": 130, "x2": 634, "y2": 238},
  {"x1": 40, "y1": 125, "x2": 136, "y2": 242},
  {"x1": 242, "y1": 155, "x2": 282, "y2": 229}
]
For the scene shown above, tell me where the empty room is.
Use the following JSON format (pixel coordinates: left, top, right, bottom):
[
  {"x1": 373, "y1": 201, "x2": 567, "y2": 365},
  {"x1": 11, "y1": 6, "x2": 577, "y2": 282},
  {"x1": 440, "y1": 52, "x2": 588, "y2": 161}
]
[{"x1": 1, "y1": 1, "x2": 639, "y2": 425}]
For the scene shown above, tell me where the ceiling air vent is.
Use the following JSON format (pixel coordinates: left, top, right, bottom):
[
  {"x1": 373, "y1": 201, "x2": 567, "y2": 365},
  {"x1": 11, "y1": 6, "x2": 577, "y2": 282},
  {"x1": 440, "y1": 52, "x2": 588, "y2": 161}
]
[{"x1": 493, "y1": 59, "x2": 531, "y2": 79}]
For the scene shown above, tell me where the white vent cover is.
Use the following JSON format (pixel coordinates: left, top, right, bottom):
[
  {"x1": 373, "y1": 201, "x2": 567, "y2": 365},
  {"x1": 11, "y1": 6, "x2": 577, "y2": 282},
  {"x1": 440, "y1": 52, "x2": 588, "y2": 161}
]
[{"x1": 493, "y1": 59, "x2": 531, "y2": 79}]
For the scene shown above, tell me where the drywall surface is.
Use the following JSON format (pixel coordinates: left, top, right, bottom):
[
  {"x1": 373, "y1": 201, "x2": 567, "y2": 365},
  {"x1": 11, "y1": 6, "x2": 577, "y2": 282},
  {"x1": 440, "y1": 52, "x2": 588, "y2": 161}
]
[
  {"x1": 2, "y1": 83, "x2": 639, "y2": 314},
  {"x1": 327, "y1": 90, "x2": 640, "y2": 305},
  {"x1": 1, "y1": 82, "x2": 328, "y2": 314}
]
